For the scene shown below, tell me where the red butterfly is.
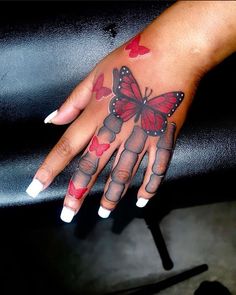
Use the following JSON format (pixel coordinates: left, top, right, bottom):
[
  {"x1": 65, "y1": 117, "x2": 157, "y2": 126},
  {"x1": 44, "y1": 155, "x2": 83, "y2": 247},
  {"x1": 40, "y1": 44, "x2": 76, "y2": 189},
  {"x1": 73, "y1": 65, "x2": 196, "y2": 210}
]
[
  {"x1": 110, "y1": 66, "x2": 184, "y2": 136},
  {"x1": 68, "y1": 180, "x2": 88, "y2": 200},
  {"x1": 89, "y1": 136, "x2": 110, "y2": 157},
  {"x1": 125, "y1": 35, "x2": 150, "y2": 58},
  {"x1": 92, "y1": 73, "x2": 112, "y2": 101}
]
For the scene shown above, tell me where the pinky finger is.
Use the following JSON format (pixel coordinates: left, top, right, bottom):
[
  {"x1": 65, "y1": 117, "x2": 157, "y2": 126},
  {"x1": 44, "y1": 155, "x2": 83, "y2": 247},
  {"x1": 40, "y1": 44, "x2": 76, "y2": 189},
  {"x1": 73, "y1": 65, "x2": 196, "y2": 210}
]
[{"x1": 137, "y1": 123, "x2": 176, "y2": 208}]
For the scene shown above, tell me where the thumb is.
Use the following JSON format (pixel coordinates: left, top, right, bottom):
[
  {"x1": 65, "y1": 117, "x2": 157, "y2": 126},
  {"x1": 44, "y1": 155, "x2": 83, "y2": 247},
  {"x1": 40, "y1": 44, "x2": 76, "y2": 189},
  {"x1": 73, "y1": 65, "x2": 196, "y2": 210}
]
[{"x1": 44, "y1": 70, "x2": 95, "y2": 125}]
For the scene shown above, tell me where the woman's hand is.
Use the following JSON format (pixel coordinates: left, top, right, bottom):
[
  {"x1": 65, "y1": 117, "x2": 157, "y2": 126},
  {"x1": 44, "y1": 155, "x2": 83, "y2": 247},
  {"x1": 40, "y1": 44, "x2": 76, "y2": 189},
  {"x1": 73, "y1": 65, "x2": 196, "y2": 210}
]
[{"x1": 26, "y1": 1, "x2": 236, "y2": 222}]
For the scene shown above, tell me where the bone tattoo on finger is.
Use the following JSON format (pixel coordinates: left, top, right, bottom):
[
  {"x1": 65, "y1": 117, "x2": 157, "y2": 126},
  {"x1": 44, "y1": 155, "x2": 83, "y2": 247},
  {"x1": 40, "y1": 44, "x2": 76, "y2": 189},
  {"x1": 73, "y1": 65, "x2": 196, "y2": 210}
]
[{"x1": 68, "y1": 66, "x2": 184, "y2": 201}]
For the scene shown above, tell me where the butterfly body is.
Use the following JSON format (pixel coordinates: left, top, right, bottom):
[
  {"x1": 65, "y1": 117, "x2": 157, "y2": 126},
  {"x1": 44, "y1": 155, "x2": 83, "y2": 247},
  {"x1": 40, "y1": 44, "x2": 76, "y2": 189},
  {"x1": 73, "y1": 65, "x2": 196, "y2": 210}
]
[{"x1": 110, "y1": 66, "x2": 184, "y2": 136}]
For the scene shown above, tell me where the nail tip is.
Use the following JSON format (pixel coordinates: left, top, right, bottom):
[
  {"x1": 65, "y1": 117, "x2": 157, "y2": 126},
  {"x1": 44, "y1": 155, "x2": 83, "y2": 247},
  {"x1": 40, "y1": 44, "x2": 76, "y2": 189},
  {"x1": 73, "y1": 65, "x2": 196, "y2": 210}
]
[
  {"x1": 136, "y1": 198, "x2": 149, "y2": 208},
  {"x1": 44, "y1": 110, "x2": 58, "y2": 124},
  {"x1": 26, "y1": 179, "x2": 43, "y2": 198},
  {"x1": 98, "y1": 206, "x2": 111, "y2": 218},
  {"x1": 60, "y1": 207, "x2": 75, "y2": 223}
]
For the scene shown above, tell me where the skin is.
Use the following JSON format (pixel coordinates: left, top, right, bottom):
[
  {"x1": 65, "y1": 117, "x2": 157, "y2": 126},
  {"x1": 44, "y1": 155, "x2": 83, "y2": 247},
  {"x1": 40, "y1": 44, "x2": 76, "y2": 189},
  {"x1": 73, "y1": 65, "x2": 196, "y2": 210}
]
[{"x1": 30, "y1": 1, "x2": 236, "y2": 218}]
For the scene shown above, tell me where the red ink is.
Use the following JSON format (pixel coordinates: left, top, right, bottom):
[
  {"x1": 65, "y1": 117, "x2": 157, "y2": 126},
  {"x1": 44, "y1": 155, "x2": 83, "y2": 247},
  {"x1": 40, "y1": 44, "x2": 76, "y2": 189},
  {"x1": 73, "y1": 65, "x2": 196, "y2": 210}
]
[
  {"x1": 125, "y1": 35, "x2": 150, "y2": 58},
  {"x1": 89, "y1": 136, "x2": 110, "y2": 157},
  {"x1": 92, "y1": 73, "x2": 112, "y2": 101},
  {"x1": 68, "y1": 180, "x2": 88, "y2": 199},
  {"x1": 111, "y1": 66, "x2": 184, "y2": 136}
]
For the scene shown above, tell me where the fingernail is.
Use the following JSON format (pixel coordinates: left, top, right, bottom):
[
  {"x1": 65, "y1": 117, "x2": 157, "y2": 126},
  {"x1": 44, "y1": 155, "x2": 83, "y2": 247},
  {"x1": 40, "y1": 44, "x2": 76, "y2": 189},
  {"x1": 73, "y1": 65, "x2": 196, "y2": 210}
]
[
  {"x1": 136, "y1": 198, "x2": 149, "y2": 208},
  {"x1": 26, "y1": 178, "x2": 44, "y2": 198},
  {"x1": 44, "y1": 110, "x2": 58, "y2": 124},
  {"x1": 60, "y1": 206, "x2": 75, "y2": 223},
  {"x1": 98, "y1": 206, "x2": 111, "y2": 218}
]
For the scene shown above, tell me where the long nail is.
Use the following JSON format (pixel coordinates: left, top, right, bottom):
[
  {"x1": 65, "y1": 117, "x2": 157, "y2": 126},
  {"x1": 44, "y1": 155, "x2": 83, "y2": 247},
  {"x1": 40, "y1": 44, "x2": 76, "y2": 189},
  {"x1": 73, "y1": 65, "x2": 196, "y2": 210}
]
[
  {"x1": 136, "y1": 197, "x2": 149, "y2": 208},
  {"x1": 44, "y1": 110, "x2": 58, "y2": 124},
  {"x1": 98, "y1": 206, "x2": 111, "y2": 218},
  {"x1": 26, "y1": 178, "x2": 44, "y2": 198},
  {"x1": 60, "y1": 206, "x2": 75, "y2": 223}
]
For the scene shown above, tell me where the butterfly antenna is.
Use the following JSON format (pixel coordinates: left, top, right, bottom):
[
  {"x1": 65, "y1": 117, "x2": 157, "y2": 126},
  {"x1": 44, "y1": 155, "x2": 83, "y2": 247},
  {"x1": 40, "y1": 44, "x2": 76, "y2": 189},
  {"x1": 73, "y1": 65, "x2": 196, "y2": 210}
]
[
  {"x1": 144, "y1": 87, "x2": 148, "y2": 97},
  {"x1": 147, "y1": 88, "x2": 153, "y2": 98}
]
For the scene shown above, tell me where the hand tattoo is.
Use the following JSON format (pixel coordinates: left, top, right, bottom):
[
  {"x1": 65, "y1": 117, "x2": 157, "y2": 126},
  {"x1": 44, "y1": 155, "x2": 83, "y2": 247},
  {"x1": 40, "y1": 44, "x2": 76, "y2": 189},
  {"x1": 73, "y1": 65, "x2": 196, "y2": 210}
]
[
  {"x1": 125, "y1": 34, "x2": 150, "y2": 58},
  {"x1": 68, "y1": 66, "x2": 184, "y2": 203},
  {"x1": 92, "y1": 73, "x2": 112, "y2": 101}
]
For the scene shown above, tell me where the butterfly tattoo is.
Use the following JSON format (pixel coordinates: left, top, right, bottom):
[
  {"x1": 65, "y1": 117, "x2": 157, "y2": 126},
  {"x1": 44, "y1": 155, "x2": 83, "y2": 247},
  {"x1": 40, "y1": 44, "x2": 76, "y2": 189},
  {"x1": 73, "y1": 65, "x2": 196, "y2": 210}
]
[
  {"x1": 110, "y1": 66, "x2": 184, "y2": 136},
  {"x1": 68, "y1": 180, "x2": 88, "y2": 199},
  {"x1": 89, "y1": 136, "x2": 110, "y2": 157},
  {"x1": 125, "y1": 35, "x2": 150, "y2": 58},
  {"x1": 92, "y1": 73, "x2": 112, "y2": 101}
]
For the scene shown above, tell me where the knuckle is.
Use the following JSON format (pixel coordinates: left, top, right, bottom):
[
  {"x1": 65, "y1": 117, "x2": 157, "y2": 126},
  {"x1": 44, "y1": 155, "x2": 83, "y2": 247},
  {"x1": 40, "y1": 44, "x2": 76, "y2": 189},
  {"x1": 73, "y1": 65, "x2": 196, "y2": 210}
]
[
  {"x1": 37, "y1": 162, "x2": 54, "y2": 183},
  {"x1": 78, "y1": 157, "x2": 96, "y2": 175},
  {"x1": 113, "y1": 169, "x2": 131, "y2": 184},
  {"x1": 55, "y1": 137, "x2": 73, "y2": 158}
]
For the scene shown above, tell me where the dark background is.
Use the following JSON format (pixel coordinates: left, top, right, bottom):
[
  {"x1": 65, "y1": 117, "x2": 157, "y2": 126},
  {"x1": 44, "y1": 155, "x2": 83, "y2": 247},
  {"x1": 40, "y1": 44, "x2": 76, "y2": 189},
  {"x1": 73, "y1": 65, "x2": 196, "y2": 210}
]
[{"x1": 0, "y1": 1, "x2": 235, "y2": 294}]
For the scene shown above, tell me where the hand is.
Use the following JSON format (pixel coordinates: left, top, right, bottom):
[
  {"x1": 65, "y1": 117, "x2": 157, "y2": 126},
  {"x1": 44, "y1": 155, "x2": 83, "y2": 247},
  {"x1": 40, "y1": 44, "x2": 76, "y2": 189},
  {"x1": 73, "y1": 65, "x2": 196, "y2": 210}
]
[{"x1": 26, "y1": 1, "x2": 236, "y2": 222}]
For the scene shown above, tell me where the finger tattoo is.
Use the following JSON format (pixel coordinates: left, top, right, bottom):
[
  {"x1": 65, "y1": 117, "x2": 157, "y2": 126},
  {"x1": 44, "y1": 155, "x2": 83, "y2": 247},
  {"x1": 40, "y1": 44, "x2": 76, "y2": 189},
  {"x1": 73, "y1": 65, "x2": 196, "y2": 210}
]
[
  {"x1": 68, "y1": 114, "x2": 123, "y2": 199},
  {"x1": 105, "y1": 126, "x2": 147, "y2": 202},
  {"x1": 145, "y1": 123, "x2": 176, "y2": 194}
]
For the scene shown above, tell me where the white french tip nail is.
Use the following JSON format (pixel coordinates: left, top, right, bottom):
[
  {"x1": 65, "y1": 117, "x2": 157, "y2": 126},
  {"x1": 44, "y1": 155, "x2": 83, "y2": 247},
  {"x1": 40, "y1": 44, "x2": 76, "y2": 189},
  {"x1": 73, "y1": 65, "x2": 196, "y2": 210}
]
[
  {"x1": 98, "y1": 206, "x2": 111, "y2": 218},
  {"x1": 60, "y1": 206, "x2": 75, "y2": 223},
  {"x1": 26, "y1": 179, "x2": 44, "y2": 198},
  {"x1": 44, "y1": 110, "x2": 58, "y2": 124},
  {"x1": 136, "y1": 198, "x2": 149, "y2": 208}
]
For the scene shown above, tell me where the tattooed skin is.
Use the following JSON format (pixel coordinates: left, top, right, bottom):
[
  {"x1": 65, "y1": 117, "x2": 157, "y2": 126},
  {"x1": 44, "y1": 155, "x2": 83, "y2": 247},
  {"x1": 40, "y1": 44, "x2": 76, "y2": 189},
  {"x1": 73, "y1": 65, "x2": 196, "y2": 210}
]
[
  {"x1": 68, "y1": 66, "x2": 184, "y2": 202},
  {"x1": 125, "y1": 34, "x2": 150, "y2": 58},
  {"x1": 92, "y1": 73, "x2": 112, "y2": 101},
  {"x1": 145, "y1": 123, "x2": 176, "y2": 194},
  {"x1": 105, "y1": 126, "x2": 147, "y2": 202},
  {"x1": 89, "y1": 136, "x2": 110, "y2": 157},
  {"x1": 68, "y1": 180, "x2": 88, "y2": 200}
]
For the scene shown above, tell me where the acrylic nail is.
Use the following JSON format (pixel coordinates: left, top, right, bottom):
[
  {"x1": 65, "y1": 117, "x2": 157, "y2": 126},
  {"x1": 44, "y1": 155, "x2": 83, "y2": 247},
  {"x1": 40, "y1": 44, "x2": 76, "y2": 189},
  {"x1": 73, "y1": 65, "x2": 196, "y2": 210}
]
[
  {"x1": 60, "y1": 206, "x2": 75, "y2": 223},
  {"x1": 98, "y1": 206, "x2": 111, "y2": 218},
  {"x1": 136, "y1": 197, "x2": 149, "y2": 208},
  {"x1": 26, "y1": 178, "x2": 44, "y2": 198},
  {"x1": 44, "y1": 110, "x2": 58, "y2": 124}
]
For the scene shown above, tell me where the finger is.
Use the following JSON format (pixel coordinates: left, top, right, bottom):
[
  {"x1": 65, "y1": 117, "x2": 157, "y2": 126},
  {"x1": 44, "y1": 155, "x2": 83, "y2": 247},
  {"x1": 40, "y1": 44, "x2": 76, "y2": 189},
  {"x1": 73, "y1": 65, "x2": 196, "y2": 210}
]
[
  {"x1": 60, "y1": 114, "x2": 124, "y2": 222},
  {"x1": 99, "y1": 126, "x2": 148, "y2": 218},
  {"x1": 44, "y1": 71, "x2": 95, "y2": 125},
  {"x1": 137, "y1": 123, "x2": 176, "y2": 208},
  {"x1": 26, "y1": 110, "x2": 97, "y2": 198}
]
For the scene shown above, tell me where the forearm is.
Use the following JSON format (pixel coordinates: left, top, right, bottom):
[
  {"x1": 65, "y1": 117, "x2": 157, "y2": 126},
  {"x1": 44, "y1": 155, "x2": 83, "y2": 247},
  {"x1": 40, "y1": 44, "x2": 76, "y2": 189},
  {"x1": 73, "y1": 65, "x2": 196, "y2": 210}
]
[{"x1": 144, "y1": 1, "x2": 236, "y2": 76}]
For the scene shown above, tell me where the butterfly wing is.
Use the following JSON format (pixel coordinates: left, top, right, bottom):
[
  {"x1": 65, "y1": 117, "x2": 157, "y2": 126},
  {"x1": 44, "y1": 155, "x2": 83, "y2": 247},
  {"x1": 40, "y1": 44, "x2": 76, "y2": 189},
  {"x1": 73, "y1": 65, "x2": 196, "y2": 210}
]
[
  {"x1": 141, "y1": 107, "x2": 167, "y2": 136},
  {"x1": 68, "y1": 180, "x2": 88, "y2": 199},
  {"x1": 113, "y1": 66, "x2": 143, "y2": 101},
  {"x1": 147, "y1": 91, "x2": 184, "y2": 116},
  {"x1": 89, "y1": 136, "x2": 98, "y2": 152},
  {"x1": 125, "y1": 35, "x2": 140, "y2": 51},
  {"x1": 110, "y1": 96, "x2": 140, "y2": 121},
  {"x1": 141, "y1": 92, "x2": 184, "y2": 136},
  {"x1": 96, "y1": 143, "x2": 110, "y2": 157},
  {"x1": 96, "y1": 87, "x2": 112, "y2": 101},
  {"x1": 137, "y1": 45, "x2": 150, "y2": 55},
  {"x1": 110, "y1": 66, "x2": 143, "y2": 122},
  {"x1": 93, "y1": 73, "x2": 104, "y2": 92}
]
